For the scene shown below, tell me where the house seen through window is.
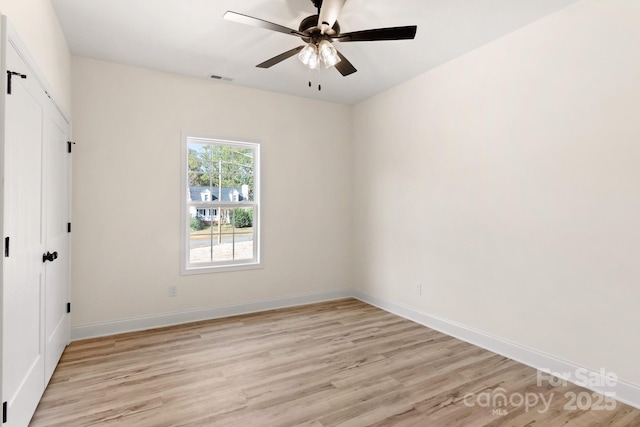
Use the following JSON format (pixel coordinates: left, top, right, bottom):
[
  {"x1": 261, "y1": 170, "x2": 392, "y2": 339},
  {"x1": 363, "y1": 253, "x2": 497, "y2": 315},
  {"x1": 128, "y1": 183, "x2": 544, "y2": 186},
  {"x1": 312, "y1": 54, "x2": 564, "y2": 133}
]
[{"x1": 182, "y1": 135, "x2": 260, "y2": 273}]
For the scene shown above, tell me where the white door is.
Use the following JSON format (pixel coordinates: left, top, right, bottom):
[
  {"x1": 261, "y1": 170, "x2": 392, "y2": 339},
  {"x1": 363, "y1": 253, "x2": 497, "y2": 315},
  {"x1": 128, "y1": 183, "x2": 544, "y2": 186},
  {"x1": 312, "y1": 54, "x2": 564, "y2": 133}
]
[
  {"x1": 2, "y1": 38, "x2": 71, "y2": 425},
  {"x1": 43, "y1": 96, "x2": 71, "y2": 384},
  {"x1": 2, "y1": 42, "x2": 47, "y2": 427}
]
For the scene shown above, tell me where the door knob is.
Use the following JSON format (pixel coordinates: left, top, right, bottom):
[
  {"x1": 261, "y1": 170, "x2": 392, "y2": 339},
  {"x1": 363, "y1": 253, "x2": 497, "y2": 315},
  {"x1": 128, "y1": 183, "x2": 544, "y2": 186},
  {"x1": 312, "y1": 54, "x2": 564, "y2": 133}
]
[{"x1": 42, "y1": 251, "x2": 58, "y2": 263}]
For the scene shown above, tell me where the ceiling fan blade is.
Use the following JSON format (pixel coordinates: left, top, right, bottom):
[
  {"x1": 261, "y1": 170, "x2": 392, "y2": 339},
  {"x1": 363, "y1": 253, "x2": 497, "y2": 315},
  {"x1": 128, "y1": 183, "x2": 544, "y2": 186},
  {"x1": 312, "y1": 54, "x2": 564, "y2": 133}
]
[
  {"x1": 334, "y1": 50, "x2": 357, "y2": 76},
  {"x1": 318, "y1": 0, "x2": 346, "y2": 34},
  {"x1": 224, "y1": 11, "x2": 306, "y2": 37},
  {"x1": 334, "y1": 25, "x2": 417, "y2": 42},
  {"x1": 256, "y1": 46, "x2": 305, "y2": 68}
]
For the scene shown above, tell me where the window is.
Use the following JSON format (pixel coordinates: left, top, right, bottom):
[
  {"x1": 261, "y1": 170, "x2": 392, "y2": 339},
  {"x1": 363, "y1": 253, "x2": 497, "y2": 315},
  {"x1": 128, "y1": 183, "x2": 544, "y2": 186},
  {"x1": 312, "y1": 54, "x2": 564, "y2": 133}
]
[{"x1": 182, "y1": 134, "x2": 260, "y2": 273}]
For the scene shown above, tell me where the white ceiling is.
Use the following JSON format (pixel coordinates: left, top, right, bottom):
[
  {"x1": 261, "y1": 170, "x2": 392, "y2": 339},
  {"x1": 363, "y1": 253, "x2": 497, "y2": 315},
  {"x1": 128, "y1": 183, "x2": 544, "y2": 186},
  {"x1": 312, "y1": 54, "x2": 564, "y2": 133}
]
[{"x1": 51, "y1": 0, "x2": 579, "y2": 105}]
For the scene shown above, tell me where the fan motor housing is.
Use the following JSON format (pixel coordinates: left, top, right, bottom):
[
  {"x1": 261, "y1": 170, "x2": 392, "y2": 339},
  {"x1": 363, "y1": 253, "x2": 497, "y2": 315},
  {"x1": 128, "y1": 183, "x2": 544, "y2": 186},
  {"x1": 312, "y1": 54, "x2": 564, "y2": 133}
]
[{"x1": 299, "y1": 15, "x2": 340, "y2": 42}]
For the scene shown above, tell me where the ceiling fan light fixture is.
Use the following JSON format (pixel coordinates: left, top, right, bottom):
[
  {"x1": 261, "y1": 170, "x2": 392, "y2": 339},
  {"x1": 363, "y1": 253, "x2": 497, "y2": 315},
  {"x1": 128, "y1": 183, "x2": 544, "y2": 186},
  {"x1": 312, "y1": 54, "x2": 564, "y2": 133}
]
[
  {"x1": 318, "y1": 40, "x2": 341, "y2": 68},
  {"x1": 308, "y1": 51, "x2": 322, "y2": 70},
  {"x1": 298, "y1": 43, "x2": 318, "y2": 66}
]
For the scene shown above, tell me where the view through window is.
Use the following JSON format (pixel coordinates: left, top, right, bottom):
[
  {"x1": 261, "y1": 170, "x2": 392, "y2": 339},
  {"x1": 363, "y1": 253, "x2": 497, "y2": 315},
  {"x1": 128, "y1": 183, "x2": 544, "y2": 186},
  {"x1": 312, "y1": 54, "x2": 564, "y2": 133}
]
[{"x1": 182, "y1": 135, "x2": 259, "y2": 272}]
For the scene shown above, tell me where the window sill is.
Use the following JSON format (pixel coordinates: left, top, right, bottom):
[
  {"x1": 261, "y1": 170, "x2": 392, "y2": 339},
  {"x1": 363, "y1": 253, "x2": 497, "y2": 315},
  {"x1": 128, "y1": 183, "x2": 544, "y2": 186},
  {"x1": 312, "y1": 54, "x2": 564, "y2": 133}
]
[{"x1": 180, "y1": 262, "x2": 262, "y2": 276}]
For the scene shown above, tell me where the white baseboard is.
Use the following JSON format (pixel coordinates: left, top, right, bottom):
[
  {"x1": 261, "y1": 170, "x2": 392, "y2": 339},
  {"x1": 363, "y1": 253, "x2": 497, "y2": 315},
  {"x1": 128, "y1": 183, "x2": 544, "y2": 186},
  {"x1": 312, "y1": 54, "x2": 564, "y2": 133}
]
[
  {"x1": 71, "y1": 288, "x2": 352, "y2": 341},
  {"x1": 352, "y1": 289, "x2": 640, "y2": 411}
]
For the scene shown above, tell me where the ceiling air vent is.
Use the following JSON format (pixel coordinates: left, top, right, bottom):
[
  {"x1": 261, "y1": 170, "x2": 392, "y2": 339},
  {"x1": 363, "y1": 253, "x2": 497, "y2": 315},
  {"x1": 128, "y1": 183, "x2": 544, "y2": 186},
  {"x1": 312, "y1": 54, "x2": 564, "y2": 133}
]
[{"x1": 210, "y1": 74, "x2": 233, "y2": 82}]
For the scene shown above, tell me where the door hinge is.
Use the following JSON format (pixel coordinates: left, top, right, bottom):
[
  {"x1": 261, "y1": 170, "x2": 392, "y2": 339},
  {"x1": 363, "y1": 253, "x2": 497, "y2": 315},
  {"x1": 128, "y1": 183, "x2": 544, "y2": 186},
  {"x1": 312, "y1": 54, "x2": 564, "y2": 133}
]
[
  {"x1": 68, "y1": 222, "x2": 72, "y2": 233},
  {"x1": 4, "y1": 237, "x2": 9, "y2": 257},
  {"x1": 67, "y1": 302, "x2": 71, "y2": 314},
  {"x1": 3, "y1": 401, "x2": 7, "y2": 423},
  {"x1": 67, "y1": 141, "x2": 76, "y2": 153},
  {"x1": 7, "y1": 70, "x2": 27, "y2": 95}
]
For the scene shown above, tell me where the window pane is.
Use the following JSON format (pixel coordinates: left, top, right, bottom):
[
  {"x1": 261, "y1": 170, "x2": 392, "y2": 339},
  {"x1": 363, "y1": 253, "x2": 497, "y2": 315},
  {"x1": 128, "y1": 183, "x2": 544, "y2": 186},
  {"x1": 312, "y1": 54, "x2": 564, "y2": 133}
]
[
  {"x1": 235, "y1": 148, "x2": 254, "y2": 169},
  {"x1": 209, "y1": 234, "x2": 232, "y2": 262},
  {"x1": 188, "y1": 172, "x2": 208, "y2": 187},
  {"x1": 215, "y1": 176, "x2": 233, "y2": 201},
  {"x1": 190, "y1": 229, "x2": 212, "y2": 264},
  {"x1": 216, "y1": 160, "x2": 232, "y2": 175},
  {"x1": 231, "y1": 176, "x2": 248, "y2": 201},
  {"x1": 231, "y1": 207, "x2": 254, "y2": 230},
  {"x1": 188, "y1": 145, "x2": 210, "y2": 173},
  {"x1": 235, "y1": 166, "x2": 253, "y2": 179},
  {"x1": 234, "y1": 233, "x2": 254, "y2": 260}
]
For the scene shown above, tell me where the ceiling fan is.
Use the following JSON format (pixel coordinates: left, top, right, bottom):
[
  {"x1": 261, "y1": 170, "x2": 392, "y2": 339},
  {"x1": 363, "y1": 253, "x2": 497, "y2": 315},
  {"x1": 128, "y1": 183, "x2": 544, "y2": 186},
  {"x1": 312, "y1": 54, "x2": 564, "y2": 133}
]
[{"x1": 224, "y1": 0, "x2": 418, "y2": 77}]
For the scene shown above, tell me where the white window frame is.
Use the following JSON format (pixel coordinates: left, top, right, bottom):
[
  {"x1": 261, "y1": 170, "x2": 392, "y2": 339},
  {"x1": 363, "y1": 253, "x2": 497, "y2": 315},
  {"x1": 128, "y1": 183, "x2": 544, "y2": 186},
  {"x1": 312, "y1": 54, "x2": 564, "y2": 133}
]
[{"x1": 181, "y1": 132, "x2": 261, "y2": 275}]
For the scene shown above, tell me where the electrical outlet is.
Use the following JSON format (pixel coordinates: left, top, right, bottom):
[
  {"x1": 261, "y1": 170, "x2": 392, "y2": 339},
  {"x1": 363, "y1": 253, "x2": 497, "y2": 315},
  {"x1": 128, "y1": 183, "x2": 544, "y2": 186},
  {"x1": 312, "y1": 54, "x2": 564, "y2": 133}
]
[
  {"x1": 169, "y1": 285, "x2": 178, "y2": 297},
  {"x1": 415, "y1": 282, "x2": 422, "y2": 296}
]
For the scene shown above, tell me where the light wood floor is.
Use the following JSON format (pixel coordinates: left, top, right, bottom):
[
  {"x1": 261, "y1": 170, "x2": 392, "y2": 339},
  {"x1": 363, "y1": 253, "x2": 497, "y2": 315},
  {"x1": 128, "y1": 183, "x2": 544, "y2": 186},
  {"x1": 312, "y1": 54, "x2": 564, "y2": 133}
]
[{"x1": 30, "y1": 299, "x2": 640, "y2": 426}]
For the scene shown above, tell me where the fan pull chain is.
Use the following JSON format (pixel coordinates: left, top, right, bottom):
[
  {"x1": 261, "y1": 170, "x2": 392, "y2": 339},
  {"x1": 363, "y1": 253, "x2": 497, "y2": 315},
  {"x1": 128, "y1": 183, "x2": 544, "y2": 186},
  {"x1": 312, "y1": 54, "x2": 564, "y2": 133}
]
[{"x1": 308, "y1": 81, "x2": 322, "y2": 91}]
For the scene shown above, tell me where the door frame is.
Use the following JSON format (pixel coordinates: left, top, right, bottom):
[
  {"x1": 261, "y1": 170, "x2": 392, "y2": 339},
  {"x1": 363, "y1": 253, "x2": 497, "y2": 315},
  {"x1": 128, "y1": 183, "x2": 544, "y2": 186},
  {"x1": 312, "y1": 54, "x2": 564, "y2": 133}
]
[{"x1": 0, "y1": 14, "x2": 72, "y2": 420}]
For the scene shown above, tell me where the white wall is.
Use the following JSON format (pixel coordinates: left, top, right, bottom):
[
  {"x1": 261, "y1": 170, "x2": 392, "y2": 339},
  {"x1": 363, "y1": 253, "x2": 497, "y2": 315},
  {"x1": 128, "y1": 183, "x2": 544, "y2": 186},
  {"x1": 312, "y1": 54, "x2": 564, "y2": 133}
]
[
  {"x1": 353, "y1": 0, "x2": 640, "y2": 387},
  {"x1": 71, "y1": 57, "x2": 352, "y2": 327},
  {"x1": 0, "y1": 0, "x2": 71, "y2": 111}
]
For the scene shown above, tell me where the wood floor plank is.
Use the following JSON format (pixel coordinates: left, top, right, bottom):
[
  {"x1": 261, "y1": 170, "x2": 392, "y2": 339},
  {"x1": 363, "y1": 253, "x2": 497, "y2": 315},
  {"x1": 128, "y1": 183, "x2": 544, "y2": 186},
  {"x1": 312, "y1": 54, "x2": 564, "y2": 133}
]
[{"x1": 30, "y1": 299, "x2": 640, "y2": 426}]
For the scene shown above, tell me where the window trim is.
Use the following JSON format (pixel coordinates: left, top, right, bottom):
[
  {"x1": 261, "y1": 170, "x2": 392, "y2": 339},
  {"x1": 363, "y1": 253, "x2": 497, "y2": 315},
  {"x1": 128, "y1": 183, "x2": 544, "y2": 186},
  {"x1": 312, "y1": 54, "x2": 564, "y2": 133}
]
[{"x1": 180, "y1": 132, "x2": 261, "y2": 275}]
